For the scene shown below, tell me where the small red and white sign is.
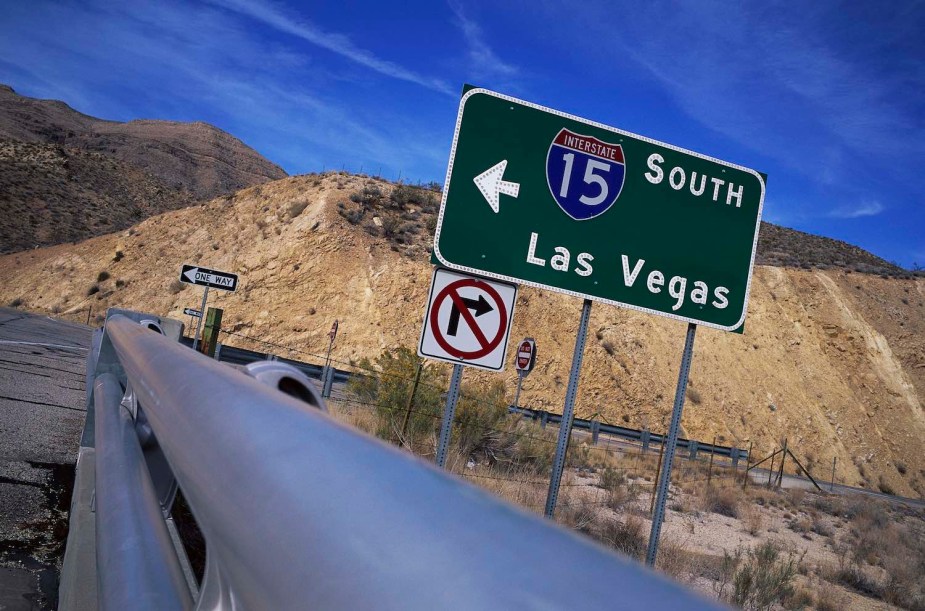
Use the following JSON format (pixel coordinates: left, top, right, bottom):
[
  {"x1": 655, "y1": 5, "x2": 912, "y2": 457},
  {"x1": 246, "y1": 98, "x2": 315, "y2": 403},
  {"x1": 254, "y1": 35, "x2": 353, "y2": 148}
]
[
  {"x1": 515, "y1": 337, "x2": 536, "y2": 373},
  {"x1": 418, "y1": 268, "x2": 517, "y2": 371}
]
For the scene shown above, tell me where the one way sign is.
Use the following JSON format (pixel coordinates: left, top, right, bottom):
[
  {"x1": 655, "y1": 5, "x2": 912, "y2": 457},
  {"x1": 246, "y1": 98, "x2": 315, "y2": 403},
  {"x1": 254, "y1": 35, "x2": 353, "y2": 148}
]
[
  {"x1": 179, "y1": 264, "x2": 238, "y2": 292},
  {"x1": 418, "y1": 268, "x2": 517, "y2": 371}
]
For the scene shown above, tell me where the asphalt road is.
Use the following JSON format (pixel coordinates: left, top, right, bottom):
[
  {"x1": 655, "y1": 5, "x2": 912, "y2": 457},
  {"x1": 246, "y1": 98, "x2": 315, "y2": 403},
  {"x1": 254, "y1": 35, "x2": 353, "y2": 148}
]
[{"x1": 0, "y1": 308, "x2": 91, "y2": 611}]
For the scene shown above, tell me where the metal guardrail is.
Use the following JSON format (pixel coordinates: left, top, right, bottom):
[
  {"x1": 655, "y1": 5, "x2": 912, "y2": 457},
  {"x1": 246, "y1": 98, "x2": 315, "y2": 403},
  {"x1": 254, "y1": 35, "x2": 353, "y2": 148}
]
[
  {"x1": 60, "y1": 311, "x2": 723, "y2": 610},
  {"x1": 179, "y1": 336, "x2": 352, "y2": 383},
  {"x1": 508, "y1": 406, "x2": 748, "y2": 465}
]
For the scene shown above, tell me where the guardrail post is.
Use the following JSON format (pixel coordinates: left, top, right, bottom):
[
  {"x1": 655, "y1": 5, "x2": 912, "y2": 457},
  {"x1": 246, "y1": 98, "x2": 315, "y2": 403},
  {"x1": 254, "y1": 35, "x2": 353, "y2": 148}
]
[
  {"x1": 730, "y1": 447, "x2": 740, "y2": 470},
  {"x1": 641, "y1": 428, "x2": 650, "y2": 454},
  {"x1": 322, "y1": 365, "x2": 335, "y2": 398},
  {"x1": 590, "y1": 419, "x2": 600, "y2": 445},
  {"x1": 688, "y1": 440, "x2": 699, "y2": 460},
  {"x1": 540, "y1": 412, "x2": 548, "y2": 429}
]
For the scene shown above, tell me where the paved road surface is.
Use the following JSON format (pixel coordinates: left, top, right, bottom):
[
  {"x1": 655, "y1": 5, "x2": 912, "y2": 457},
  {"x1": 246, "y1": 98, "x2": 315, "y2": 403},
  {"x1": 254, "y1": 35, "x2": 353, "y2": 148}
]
[{"x1": 0, "y1": 308, "x2": 91, "y2": 611}]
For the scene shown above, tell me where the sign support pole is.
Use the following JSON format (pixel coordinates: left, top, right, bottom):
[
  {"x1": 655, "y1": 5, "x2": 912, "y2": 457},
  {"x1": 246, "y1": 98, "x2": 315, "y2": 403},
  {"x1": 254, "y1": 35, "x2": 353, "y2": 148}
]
[
  {"x1": 436, "y1": 363, "x2": 464, "y2": 468},
  {"x1": 513, "y1": 371, "x2": 525, "y2": 409},
  {"x1": 544, "y1": 299, "x2": 592, "y2": 518},
  {"x1": 191, "y1": 286, "x2": 209, "y2": 352},
  {"x1": 645, "y1": 322, "x2": 697, "y2": 567}
]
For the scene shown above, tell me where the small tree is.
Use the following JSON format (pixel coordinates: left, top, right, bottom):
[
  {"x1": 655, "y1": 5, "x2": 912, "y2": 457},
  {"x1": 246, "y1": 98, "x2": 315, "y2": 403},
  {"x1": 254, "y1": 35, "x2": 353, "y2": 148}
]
[{"x1": 348, "y1": 346, "x2": 443, "y2": 453}]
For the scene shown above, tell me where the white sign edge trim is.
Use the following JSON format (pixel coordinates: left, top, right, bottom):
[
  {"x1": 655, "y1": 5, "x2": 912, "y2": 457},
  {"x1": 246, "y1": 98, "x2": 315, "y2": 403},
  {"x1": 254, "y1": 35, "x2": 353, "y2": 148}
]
[
  {"x1": 417, "y1": 267, "x2": 518, "y2": 372},
  {"x1": 432, "y1": 87, "x2": 766, "y2": 333}
]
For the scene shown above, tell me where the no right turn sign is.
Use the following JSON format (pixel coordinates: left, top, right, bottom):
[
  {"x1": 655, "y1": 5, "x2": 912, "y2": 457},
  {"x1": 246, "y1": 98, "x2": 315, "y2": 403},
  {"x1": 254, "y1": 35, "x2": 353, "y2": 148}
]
[{"x1": 418, "y1": 268, "x2": 517, "y2": 371}]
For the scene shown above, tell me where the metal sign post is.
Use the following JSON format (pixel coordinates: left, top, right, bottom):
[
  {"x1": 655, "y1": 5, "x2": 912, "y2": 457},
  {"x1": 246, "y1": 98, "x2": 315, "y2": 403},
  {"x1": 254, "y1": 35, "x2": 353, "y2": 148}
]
[
  {"x1": 436, "y1": 363, "x2": 464, "y2": 468},
  {"x1": 645, "y1": 323, "x2": 697, "y2": 567},
  {"x1": 513, "y1": 371, "x2": 525, "y2": 409},
  {"x1": 545, "y1": 299, "x2": 592, "y2": 517},
  {"x1": 191, "y1": 287, "x2": 209, "y2": 352},
  {"x1": 321, "y1": 320, "x2": 338, "y2": 399}
]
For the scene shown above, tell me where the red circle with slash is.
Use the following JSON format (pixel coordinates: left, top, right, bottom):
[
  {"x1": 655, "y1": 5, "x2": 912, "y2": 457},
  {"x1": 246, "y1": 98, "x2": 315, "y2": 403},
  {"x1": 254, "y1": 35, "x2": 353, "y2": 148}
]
[{"x1": 429, "y1": 278, "x2": 507, "y2": 359}]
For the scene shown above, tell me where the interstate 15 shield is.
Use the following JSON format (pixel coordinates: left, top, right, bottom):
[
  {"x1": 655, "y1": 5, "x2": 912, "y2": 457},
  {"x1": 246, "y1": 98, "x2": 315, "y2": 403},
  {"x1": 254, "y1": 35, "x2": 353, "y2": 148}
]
[{"x1": 546, "y1": 128, "x2": 625, "y2": 221}]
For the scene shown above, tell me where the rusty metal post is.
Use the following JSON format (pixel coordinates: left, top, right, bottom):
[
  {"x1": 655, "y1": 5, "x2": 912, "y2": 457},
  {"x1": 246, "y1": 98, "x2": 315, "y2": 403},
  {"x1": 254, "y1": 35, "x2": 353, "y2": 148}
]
[
  {"x1": 200, "y1": 307, "x2": 223, "y2": 357},
  {"x1": 399, "y1": 362, "x2": 423, "y2": 448}
]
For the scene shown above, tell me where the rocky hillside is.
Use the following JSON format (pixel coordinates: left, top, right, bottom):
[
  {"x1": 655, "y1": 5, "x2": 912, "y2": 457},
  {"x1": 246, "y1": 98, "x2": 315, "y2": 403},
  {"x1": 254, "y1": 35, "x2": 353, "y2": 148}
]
[
  {"x1": 0, "y1": 140, "x2": 192, "y2": 252},
  {"x1": 0, "y1": 84, "x2": 287, "y2": 252},
  {"x1": 1, "y1": 173, "x2": 922, "y2": 499}
]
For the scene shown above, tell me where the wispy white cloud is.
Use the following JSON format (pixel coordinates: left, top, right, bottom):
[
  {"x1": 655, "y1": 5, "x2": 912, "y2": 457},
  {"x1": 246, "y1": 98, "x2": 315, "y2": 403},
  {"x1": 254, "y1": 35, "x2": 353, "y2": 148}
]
[
  {"x1": 828, "y1": 201, "x2": 885, "y2": 219},
  {"x1": 542, "y1": 1, "x2": 924, "y2": 185},
  {"x1": 209, "y1": 0, "x2": 454, "y2": 96},
  {"x1": 0, "y1": 0, "x2": 448, "y2": 179},
  {"x1": 449, "y1": 3, "x2": 518, "y2": 82}
]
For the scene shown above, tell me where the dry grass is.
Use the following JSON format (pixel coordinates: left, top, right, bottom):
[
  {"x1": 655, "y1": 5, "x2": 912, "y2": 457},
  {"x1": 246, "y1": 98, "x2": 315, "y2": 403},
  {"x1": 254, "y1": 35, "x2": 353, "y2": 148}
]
[
  {"x1": 702, "y1": 484, "x2": 741, "y2": 518},
  {"x1": 741, "y1": 505, "x2": 764, "y2": 536},
  {"x1": 327, "y1": 389, "x2": 925, "y2": 610}
]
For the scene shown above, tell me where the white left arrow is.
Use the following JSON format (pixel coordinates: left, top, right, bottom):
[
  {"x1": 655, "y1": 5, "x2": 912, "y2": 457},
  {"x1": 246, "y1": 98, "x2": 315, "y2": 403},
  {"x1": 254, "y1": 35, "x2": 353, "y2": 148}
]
[
  {"x1": 184, "y1": 267, "x2": 199, "y2": 283},
  {"x1": 473, "y1": 160, "x2": 520, "y2": 213}
]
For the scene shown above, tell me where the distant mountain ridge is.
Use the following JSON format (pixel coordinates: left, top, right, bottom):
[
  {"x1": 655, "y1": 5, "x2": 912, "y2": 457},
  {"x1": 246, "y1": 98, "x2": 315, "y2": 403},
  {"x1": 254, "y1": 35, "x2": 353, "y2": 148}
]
[
  {"x1": 756, "y1": 222, "x2": 906, "y2": 276},
  {"x1": 0, "y1": 84, "x2": 287, "y2": 253},
  {"x1": 0, "y1": 84, "x2": 287, "y2": 199}
]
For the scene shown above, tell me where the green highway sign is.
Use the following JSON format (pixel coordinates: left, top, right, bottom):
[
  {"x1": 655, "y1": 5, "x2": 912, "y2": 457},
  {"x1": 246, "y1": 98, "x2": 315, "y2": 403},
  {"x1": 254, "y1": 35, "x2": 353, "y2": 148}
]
[{"x1": 433, "y1": 87, "x2": 766, "y2": 332}]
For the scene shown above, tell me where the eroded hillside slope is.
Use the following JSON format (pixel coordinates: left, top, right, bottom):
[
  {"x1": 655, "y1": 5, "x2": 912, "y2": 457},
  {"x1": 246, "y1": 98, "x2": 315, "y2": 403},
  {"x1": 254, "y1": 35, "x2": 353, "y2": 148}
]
[{"x1": 1, "y1": 173, "x2": 922, "y2": 497}]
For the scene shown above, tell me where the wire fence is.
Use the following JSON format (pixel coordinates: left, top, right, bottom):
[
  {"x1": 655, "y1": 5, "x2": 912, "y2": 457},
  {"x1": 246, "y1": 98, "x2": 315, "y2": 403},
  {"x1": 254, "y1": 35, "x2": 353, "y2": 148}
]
[{"x1": 214, "y1": 326, "x2": 792, "y2": 527}]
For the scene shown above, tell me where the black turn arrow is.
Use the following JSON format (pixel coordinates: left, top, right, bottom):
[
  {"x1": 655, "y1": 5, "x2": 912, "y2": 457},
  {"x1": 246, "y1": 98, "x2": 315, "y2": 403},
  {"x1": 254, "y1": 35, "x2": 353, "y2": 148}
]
[{"x1": 447, "y1": 295, "x2": 494, "y2": 336}]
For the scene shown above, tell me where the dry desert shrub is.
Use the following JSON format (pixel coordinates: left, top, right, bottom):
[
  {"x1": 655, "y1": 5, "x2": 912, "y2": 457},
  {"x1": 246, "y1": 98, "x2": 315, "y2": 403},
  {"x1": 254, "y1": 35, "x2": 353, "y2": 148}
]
[
  {"x1": 714, "y1": 541, "x2": 800, "y2": 611},
  {"x1": 741, "y1": 505, "x2": 763, "y2": 536},
  {"x1": 813, "y1": 580, "x2": 851, "y2": 611},
  {"x1": 507, "y1": 422, "x2": 557, "y2": 475},
  {"x1": 656, "y1": 536, "x2": 693, "y2": 581},
  {"x1": 555, "y1": 487, "x2": 600, "y2": 534},
  {"x1": 595, "y1": 514, "x2": 646, "y2": 560},
  {"x1": 597, "y1": 466, "x2": 640, "y2": 512},
  {"x1": 703, "y1": 484, "x2": 741, "y2": 518}
]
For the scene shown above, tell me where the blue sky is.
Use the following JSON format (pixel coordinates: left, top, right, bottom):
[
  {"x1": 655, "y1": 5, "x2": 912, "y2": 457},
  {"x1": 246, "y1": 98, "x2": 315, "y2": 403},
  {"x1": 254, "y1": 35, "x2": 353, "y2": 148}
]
[{"x1": 1, "y1": 0, "x2": 923, "y2": 267}]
